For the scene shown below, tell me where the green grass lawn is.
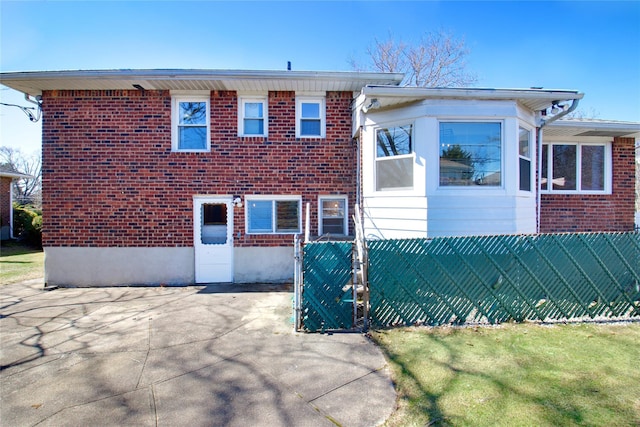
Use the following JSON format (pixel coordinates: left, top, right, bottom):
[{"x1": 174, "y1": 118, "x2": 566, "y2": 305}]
[
  {"x1": 0, "y1": 242, "x2": 44, "y2": 284},
  {"x1": 373, "y1": 322, "x2": 640, "y2": 427}
]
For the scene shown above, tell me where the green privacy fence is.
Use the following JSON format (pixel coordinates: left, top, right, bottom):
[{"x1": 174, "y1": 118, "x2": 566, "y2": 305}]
[
  {"x1": 301, "y1": 241, "x2": 354, "y2": 331},
  {"x1": 368, "y1": 233, "x2": 640, "y2": 327}
]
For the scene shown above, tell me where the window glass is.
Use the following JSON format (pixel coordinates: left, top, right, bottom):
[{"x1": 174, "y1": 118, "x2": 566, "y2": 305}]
[
  {"x1": 541, "y1": 144, "x2": 549, "y2": 190},
  {"x1": 301, "y1": 103, "x2": 320, "y2": 118},
  {"x1": 179, "y1": 127, "x2": 207, "y2": 150},
  {"x1": 243, "y1": 101, "x2": 264, "y2": 135},
  {"x1": 248, "y1": 200, "x2": 272, "y2": 232},
  {"x1": 301, "y1": 119, "x2": 321, "y2": 136},
  {"x1": 581, "y1": 145, "x2": 605, "y2": 191},
  {"x1": 552, "y1": 145, "x2": 577, "y2": 190},
  {"x1": 321, "y1": 199, "x2": 346, "y2": 235},
  {"x1": 440, "y1": 122, "x2": 502, "y2": 187},
  {"x1": 376, "y1": 157, "x2": 414, "y2": 191},
  {"x1": 201, "y1": 203, "x2": 227, "y2": 245},
  {"x1": 377, "y1": 125, "x2": 412, "y2": 157},
  {"x1": 179, "y1": 102, "x2": 206, "y2": 125},
  {"x1": 275, "y1": 201, "x2": 299, "y2": 232}
]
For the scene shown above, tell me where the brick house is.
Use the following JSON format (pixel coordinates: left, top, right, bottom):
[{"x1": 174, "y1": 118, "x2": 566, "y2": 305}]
[
  {"x1": 0, "y1": 69, "x2": 637, "y2": 286},
  {"x1": 0, "y1": 69, "x2": 403, "y2": 286},
  {"x1": 0, "y1": 166, "x2": 32, "y2": 240}
]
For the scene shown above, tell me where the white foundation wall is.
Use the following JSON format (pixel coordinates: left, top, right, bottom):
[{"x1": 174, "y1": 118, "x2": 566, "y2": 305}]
[
  {"x1": 44, "y1": 246, "x2": 294, "y2": 287},
  {"x1": 233, "y1": 246, "x2": 293, "y2": 283},
  {"x1": 44, "y1": 247, "x2": 195, "y2": 287}
]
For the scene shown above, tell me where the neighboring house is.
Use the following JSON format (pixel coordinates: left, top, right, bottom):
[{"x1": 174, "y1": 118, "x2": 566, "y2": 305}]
[
  {"x1": 353, "y1": 86, "x2": 640, "y2": 238},
  {"x1": 0, "y1": 69, "x2": 637, "y2": 286},
  {"x1": 0, "y1": 166, "x2": 32, "y2": 240}
]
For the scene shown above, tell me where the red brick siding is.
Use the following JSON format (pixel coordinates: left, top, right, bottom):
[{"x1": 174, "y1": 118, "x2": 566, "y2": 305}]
[
  {"x1": 41, "y1": 89, "x2": 356, "y2": 247},
  {"x1": 1, "y1": 177, "x2": 12, "y2": 231},
  {"x1": 539, "y1": 137, "x2": 635, "y2": 232}
]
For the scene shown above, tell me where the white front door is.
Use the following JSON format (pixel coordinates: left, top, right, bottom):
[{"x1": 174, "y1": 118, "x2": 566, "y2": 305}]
[{"x1": 194, "y1": 197, "x2": 233, "y2": 283}]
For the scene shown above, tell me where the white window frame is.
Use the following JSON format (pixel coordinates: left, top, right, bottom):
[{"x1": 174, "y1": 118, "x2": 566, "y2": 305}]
[
  {"x1": 238, "y1": 96, "x2": 268, "y2": 137},
  {"x1": 318, "y1": 196, "x2": 348, "y2": 236},
  {"x1": 518, "y1": 126, "x2": 533, "y2": 193},
  {"x1": 541, "y1": 141, "x2": 612, "y2": 194},
  {"x1": 437, "y1": 120, "x2": 504, "y2": 189},
  {"x1": 296, "y1": 96, "x2": 325, "y2": 138},
  {"x1": 171, "y1": 92, "x2": 210, "y2": 152},
  {"x1": 245, "y1": 195, "x2": 302, "y2": 234},
  {"x1": 374, "y1": 122, "x2": 415, "y2": 192}
]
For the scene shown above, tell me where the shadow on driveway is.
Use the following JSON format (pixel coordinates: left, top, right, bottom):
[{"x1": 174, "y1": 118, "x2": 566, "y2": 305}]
[{"x1": 1, "y1": 279, "x2": 395, "y2": 427}]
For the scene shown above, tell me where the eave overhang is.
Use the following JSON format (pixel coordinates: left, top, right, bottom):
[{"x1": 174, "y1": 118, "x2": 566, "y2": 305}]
[
  {"x1": 0, "y1": 69, "x2": 405, "y2": 96},
  {"x1": 359, "y1": 85, "x2": 584, "y2": 114},
  {"x1": 544, "y1": 118, "x2": 640, "y2": 138}
]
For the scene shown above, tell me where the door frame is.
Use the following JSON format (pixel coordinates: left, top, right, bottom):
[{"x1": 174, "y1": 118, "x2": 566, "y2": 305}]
[{"x1": 193, "y1": 195, "x2": 234, "y2": 283}]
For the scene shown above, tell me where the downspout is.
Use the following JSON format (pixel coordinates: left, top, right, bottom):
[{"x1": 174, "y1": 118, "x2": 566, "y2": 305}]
[{"x1": 536, "y1": 98, "x2": 580, "y2": 233}]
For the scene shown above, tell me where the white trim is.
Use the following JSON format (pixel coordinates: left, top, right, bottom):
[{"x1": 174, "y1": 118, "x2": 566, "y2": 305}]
[
  {"x1": 171, "y1": 94, "x2": 211, "y2": 152},
  {"x1": 373, "y1": 121, "x2": 415, "y2": 193},
  {"x1": 238, "y1": 96, "x2": 268, "y2": 137},
  {"x1": 541, "y1": 141, "x2": 612, "y2": 194},
  {"x1": 245, "y1": 195, "x2": 302, "y2": 234},
  {"x1": 295, "y1": 96, "x2": 326, "y2": 138},
  {"x1": 318, "y1": 195, "x2": 349, "y2": 236},
  {"x1": 518, "y1": 124, "x2": 534, "y2": 194}
]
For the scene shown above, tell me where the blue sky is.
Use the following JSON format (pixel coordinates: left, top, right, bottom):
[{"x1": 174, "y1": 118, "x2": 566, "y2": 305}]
[{"x1": 1, "y1": 0, "x2": 639, "y2": 154}]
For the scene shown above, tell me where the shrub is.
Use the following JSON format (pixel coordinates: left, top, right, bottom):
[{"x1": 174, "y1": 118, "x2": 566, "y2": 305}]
[{"x1": 12, "y1": 203, "x2": 42, "y2": 247}]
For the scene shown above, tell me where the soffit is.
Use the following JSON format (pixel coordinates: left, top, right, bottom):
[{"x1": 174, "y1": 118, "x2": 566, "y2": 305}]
[
  {"x1": 544, "y1": 119, "x2": 640, "y2": 138},
  {"x1": 361, "y1": 86, "x2": 584, "y2": 113},
  {"x1": 0, "y1": 69, "x2": 404, "y2": 95}
]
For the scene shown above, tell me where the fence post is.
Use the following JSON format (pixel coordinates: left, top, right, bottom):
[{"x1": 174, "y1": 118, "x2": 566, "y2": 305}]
[{"x1": 293, "y1": 234, "x2": 302, "y2": 332}]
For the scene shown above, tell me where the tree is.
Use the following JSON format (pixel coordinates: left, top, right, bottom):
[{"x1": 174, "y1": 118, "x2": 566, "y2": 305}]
[
  {"x1": 350, "y1": 30, "x2": 477, "y2": 87},
  {"x1": 0, "y1": 146, "x2": 42, "y2": 207}
]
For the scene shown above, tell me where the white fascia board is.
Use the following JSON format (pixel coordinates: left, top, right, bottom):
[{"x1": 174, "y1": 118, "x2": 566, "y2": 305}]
[{"x1": 361, "y1": 85, "x2": 583, "y2": 101}]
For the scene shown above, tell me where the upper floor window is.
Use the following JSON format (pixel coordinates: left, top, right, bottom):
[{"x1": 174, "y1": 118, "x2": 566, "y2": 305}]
[
  {"x1": 541, "y1": 142, "x2": 610, "y2": 193},
  {"x1": 439, "y1": 122, "x2": 502, "y2": 187},
  {"x1": 296, "y1": 97, "x2": 325, "y2": 138},
  {"x1": 239, "y1": 97, "x2": 267, "y2": 136},
  {"x1": 375, "y1": 124, "x2": 413, "y2": 191},
  {"x1": 519, "y1": 127, "x2": 532, "y2": 192},
  {"x1": 172, "y1": 94, "x2": 210, "y2": 152},
  {"x1": 245, "y1": 196, "x2": 301, "y2": 234}
]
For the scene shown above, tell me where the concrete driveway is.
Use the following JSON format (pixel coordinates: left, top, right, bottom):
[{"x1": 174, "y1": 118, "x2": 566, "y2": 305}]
[{"x1": 1, "y1": 279, "x2": 396, "y2": 427}]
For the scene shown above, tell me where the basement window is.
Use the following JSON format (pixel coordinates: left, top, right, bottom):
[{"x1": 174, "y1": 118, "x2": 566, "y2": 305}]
[
  {"x1": 246, "y1": 196, "x2": 301, "y2": 234},
  {"x1": 319, "y1": 197, "x2": 348, "y2": 236}
]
